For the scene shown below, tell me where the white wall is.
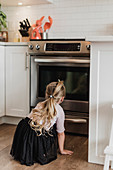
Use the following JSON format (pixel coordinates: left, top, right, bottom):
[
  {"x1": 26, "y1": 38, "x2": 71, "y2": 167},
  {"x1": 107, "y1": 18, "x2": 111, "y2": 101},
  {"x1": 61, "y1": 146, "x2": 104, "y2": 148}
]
[{"x1": 2, "y1": 0, "x2": 113, "y2": 42}]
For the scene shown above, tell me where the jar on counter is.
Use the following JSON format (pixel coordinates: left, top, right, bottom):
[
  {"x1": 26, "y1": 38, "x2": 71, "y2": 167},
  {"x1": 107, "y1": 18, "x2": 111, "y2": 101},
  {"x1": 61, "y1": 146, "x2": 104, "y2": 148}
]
[
  {"x1": 2, "y1": 32, "x2": 7, "y2": 42},
  {"x1": 0, "y1": 31, "x2": 8, "y2": 42},
  {"x1": 13, "y1": 31, "x2": 21, "y2": 42},
  {"x1": 0, "y1": 32, "x2": 3, "y2": 41}
]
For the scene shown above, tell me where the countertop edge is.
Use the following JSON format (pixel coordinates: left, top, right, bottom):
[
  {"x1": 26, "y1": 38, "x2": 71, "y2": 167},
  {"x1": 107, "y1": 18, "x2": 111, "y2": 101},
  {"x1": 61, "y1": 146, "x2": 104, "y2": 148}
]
[
  {"x1": 86, "y1": 36, "x2": 113, "y2": 42},
  {"x1": 0, "y1": 42, "x2": 28, "y2": 46}
]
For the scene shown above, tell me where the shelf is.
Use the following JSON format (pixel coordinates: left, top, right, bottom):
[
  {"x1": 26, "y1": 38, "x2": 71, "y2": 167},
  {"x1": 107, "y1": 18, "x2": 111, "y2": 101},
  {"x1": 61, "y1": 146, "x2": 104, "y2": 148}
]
[{"x1": 0, "y1": 0, "x2": 53, "y2": 7}]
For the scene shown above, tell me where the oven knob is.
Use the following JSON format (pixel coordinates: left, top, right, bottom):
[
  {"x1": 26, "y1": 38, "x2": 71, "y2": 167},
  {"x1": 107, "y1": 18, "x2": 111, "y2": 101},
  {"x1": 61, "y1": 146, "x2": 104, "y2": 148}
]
[
  {"x1": 29, "y1": 44, "x2": 34, "y2": 50},
  {"x1": 86, "y1": 45, "x2": 90, "y2": 50},
  {"x1": 36, "y1": 44, "x2": 40, "y2": 50}
]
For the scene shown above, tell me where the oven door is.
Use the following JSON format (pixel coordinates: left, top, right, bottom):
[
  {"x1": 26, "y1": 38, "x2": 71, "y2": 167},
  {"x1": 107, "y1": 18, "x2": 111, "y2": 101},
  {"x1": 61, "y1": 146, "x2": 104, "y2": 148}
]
[{"x1": 30, "y1": 56, "x2": 90, "y2": 112}]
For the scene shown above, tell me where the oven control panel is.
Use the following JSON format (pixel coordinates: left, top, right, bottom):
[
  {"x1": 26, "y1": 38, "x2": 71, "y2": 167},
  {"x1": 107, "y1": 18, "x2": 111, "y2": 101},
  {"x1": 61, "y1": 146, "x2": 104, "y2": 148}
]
[
  {"x1": 45, "y1": 43, "x2": 81, "y2": 51},
  {"x1": 28, "y1": 40, "x2": 90, "y2": 56}
]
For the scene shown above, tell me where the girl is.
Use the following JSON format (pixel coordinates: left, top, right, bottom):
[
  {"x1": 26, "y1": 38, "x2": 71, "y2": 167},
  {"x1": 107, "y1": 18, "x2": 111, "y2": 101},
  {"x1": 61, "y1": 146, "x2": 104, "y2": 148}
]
[{"x1": 10, "y1": 81, "x2": 73, "y2": 166}]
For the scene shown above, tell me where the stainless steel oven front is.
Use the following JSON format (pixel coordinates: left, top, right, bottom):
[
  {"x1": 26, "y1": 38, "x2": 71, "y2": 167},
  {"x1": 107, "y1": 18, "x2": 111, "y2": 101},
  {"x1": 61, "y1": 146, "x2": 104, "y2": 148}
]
[{"x1": 28, "y1": 39, "x2": 90, "y2": 135}]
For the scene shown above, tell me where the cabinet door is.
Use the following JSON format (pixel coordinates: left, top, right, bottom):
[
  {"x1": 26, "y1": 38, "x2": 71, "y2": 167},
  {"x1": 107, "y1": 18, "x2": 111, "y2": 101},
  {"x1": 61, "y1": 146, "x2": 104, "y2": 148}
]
[
  {"x1": 6, "y1": 46, "x2": 29, "y2": 117},
  {"x1": 89, "y1": 42, "x2": 113, "y2": 164},
  {"x1": 0, "y1": 46, "x2": 5, "y2": 117}
]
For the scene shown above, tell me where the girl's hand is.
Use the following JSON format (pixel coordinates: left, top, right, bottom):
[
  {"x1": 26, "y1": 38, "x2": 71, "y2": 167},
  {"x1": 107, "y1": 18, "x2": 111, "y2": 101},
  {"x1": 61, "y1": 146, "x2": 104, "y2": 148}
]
[{"x1": 60, "y1": 149, "x2": 73, "y2": 155}]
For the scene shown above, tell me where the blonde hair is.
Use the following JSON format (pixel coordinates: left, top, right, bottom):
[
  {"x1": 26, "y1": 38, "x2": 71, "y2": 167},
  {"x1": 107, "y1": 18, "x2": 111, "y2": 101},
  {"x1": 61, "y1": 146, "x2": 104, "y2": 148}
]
[{"x1": 29, "y1": 81, "x2": 65, "y2": 135}]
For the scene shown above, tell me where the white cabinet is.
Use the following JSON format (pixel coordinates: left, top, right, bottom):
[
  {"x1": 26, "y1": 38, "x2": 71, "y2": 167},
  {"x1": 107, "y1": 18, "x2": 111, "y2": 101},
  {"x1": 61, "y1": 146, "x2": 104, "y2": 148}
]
[
  {"x1": 0, "y1": 46, "x2": 5, "y2": 117},
  {"x1": 89, "y1": 42, "x2": 113, "y2": 165},
  {"x1": 6, "y1": 46, "x2": 29, "y2": 117}
]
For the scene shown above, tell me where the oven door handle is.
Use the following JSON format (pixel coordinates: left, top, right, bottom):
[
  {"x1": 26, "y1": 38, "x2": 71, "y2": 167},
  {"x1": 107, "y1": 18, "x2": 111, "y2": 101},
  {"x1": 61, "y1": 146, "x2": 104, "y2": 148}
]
[
  {"x1": 65, "y1": 118, "x2": 87, "y2": 123},
  {"x1": 34, "y1": 58, "x2": 90, "y2": 64}
]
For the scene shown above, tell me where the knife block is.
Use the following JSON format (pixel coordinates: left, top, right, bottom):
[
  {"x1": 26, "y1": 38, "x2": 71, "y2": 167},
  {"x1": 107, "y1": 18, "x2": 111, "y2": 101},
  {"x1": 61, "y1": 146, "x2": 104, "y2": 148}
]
[
  {"x1": 22, "y1": 36, "x2": 30, "y2": 42},
  {"x1": 21, "y1": 27, "x2": 31, "y2": 42}
]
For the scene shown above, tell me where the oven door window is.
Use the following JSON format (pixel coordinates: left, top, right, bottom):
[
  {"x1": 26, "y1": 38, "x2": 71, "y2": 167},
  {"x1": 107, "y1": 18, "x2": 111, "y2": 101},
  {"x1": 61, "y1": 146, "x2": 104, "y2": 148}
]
[{"x1": 38, "y1": 65, "x2": 89, "y2": 101}]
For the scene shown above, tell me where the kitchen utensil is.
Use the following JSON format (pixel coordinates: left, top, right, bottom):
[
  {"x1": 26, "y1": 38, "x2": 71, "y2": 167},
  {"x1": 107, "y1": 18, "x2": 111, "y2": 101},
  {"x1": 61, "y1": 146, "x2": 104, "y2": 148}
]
[
  {"x1": 19, "y1": 22, "x2": 25, "y2": 29},
  {"x1": 32, "y1": 16, "x2": 45, "y2": 28},
  {"x1": 44, "y1": 16, "x2": 53, "y2": 32},
  {"x1": 26, "y1": 18, "x2": 31, "y2": 28},
  {"x1": 31, "y1": 16, "x2": 45, "y2": 39},
  {"x1": 30, "y1": 26, "x2": 41, "y2": 39},
  {"x1": 36, "y1": 16, "x2": 45, "y2": 27},
  {"x1": 23, "y1": 20, "x2": 28, "y2": 31}
]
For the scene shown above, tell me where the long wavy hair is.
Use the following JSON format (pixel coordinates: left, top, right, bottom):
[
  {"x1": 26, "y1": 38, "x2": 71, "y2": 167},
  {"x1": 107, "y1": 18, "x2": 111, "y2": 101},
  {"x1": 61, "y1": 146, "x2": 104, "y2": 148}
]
[{"x1": 29, "y1": 81, "x2": 65, "y2": 134}]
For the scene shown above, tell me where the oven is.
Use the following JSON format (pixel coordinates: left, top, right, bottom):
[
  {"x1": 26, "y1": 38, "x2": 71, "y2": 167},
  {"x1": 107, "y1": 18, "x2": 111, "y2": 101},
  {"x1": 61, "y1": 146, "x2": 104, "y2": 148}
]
[{"x1": 28, "y1": 39, "x2": 90, "y2": 135}]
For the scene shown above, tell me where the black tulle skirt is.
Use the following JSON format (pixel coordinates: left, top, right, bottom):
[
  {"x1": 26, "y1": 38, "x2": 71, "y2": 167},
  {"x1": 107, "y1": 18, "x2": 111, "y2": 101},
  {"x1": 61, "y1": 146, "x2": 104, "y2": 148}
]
[{"x1": 10, "y1": 117, "x2": 57, "y2": 166}]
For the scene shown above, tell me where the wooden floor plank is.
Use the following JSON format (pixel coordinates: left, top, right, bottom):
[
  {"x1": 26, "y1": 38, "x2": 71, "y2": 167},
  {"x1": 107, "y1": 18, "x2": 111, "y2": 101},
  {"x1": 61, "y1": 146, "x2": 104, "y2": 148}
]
[{"x1": 0, "y1": 124, "x2": 106, "y2": 170}]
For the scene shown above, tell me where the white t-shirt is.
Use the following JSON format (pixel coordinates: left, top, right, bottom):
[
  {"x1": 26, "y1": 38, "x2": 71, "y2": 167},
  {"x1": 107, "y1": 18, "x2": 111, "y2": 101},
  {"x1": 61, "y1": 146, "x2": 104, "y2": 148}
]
[
  {"x1": 55, "y1": 103, "x2": 65, "y2": 133},
  {"x1": 28, "y1": 103, "x2": 65, "y2": 133}
]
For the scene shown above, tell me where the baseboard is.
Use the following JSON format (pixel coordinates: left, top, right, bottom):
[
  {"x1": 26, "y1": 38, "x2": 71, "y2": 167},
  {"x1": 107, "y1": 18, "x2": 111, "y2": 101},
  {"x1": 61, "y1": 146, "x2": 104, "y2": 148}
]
[
  {"x1": 0, "y1": 116, "x2": 25, "y2": 125},
  {"x1": 0, "y1": 117, "x2": 4, "y2": 124}
]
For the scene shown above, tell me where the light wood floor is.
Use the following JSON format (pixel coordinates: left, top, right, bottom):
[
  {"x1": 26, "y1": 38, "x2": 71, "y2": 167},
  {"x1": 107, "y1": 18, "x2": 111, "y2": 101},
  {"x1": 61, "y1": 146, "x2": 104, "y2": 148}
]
[{"x1": 0, "y1": 124, "x2": 106, "y2": 170}]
